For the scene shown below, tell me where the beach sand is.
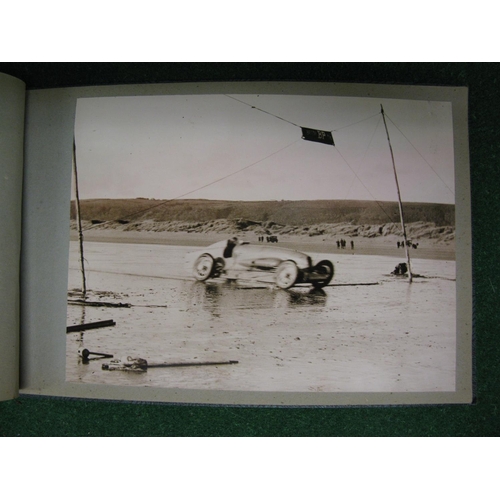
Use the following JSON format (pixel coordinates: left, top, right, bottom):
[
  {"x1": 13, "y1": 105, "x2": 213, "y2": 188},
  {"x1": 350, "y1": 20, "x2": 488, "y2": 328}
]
[{"x1": 66, "y1": 238, "x2": 456, "y2": 395}]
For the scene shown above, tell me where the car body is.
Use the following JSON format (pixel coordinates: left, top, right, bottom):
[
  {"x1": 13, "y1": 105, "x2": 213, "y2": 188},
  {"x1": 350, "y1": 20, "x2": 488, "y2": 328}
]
[{"x1": 186, "y1": 238, "x2": 334, "y2": 289}]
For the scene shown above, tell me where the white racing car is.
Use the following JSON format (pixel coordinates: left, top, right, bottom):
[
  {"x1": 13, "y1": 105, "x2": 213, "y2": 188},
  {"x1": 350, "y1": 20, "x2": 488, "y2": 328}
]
[{"x1": 187, "y1": 238, "x2": 334, "y2": 289}]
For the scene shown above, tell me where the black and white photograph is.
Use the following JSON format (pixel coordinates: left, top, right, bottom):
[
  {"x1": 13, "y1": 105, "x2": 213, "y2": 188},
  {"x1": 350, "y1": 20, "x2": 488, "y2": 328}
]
[{"x1": 65, "y1": 86, "x2": 469, "y2": 404}]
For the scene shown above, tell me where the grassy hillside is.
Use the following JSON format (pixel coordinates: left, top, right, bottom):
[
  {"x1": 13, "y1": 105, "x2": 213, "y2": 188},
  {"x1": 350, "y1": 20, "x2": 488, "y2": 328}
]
[{"x1": 71, "y1": 198, "x2": 455, "y2": 227}]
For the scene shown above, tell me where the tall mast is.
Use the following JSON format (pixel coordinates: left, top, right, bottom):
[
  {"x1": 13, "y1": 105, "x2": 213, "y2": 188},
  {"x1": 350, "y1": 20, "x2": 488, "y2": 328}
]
[
  {"x1": 73, "y1": 137, "x2": 87, "y2": 296},
  {"x1": 380, "y1": 105, "x2": 413, "y2": 283}
]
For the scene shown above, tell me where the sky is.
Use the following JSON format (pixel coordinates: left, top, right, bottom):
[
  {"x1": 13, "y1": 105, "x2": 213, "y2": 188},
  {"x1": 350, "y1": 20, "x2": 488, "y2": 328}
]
[{"x1": 73, "y1": 92, "x2": 456, "y2": 204}]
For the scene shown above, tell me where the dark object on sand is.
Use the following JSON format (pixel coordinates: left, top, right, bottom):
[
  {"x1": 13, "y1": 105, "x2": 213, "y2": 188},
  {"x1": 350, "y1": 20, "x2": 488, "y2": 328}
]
[
  {"x1": 102, "y1": 357, "x2": 239, "y2": 373},
  {"x1": 66, "y1": 319, "x2": 116, "y2": 333},
  {"x1": 67, "y1": 299, "x2": 131, "y2": 308},
  {"x1": 147, "y1": 360, "x2": 239, "y2": 368},
  {"x1": 79, "y1": 348, "x2": 113, "y2": 360},
  {"x1": 392, "y1": 262, "x2": 408, "y2": 275},
  {"x1": 102, "y1": 357, "x2": 148, "y2": 372}
]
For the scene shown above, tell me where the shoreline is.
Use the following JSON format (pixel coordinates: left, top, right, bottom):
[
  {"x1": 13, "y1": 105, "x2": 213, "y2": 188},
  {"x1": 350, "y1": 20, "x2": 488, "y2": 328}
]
[{"x1": 71, "y1": 228, "x2": 456, "y2": 261}]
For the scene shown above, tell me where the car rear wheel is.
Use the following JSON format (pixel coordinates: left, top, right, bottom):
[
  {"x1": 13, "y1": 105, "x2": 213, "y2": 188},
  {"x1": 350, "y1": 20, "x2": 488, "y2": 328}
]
[
  {"x1": 311, "y1": 260, "x2": 334, "y2": 288},
  {"x1": 275, "y1": 260, "x2": 299, "y2": 289},
  {"x1": 193, "y1": 254, "x2": 215, "y2": 281}
]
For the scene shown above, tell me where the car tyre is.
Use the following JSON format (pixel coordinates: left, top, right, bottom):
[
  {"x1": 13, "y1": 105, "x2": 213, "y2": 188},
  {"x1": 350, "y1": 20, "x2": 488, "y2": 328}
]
[
  {"x1": 193, "y1": 254, "x2": 215, "y2": 281},
  {"x1": 212, "y1": 257, "x2": 225, "y2": 278},
  {"x1": 275, "y1": 260, "x2": 299, "y2": 289},
  {"x1": 311, "y1": 260, "x2": 334, "y2": 288}
]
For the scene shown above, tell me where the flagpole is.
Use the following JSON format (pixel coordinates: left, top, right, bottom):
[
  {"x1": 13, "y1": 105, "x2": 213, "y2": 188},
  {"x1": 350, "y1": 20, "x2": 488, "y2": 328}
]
[
  {"x1": 73, "y1": 137, "x2": 87, "y2": 296},
  {"x1": 380, "y1": 105, "x2": 413, "y2": 283}
]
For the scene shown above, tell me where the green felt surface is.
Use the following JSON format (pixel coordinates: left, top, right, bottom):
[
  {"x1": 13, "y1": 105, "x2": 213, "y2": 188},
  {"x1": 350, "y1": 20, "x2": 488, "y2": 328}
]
[{"x1": 0, "y1": 63, "x2": 498, "y2": 436}]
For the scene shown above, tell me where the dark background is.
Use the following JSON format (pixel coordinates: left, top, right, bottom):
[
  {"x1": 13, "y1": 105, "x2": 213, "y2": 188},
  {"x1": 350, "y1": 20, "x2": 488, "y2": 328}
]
[{"x1": 0, "y1": 62, "x2": 498, "y2": 436}]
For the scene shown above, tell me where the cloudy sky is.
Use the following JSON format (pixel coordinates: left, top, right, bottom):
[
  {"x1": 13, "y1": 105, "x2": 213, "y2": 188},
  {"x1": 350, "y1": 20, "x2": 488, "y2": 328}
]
[{"x1": 73, "y1": 92, "x2": 455, "y2": 204}]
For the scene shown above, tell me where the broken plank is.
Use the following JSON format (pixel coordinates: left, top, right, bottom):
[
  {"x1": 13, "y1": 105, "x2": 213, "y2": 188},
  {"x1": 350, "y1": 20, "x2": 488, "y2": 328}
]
[
  {"x1": 330, "y1": 282, "x2": 380, "y2": 286},
  {"x1": 67, "y1": 299, "x2": 131, "y2": 308},
  {"x1": 147, "y1": 360, "x2": 239, "y2": 368},
  {"x1": 66, "y1": 319, "x2": 116, "y2": 333}
]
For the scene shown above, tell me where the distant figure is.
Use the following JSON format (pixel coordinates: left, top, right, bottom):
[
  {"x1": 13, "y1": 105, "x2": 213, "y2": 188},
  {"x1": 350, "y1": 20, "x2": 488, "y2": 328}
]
[
  {"x1": 397, "y1": 241, "x2": 400, "y2": 248},
  {"x1": 336, "y1": 240, "x2": 340, "y2": 249},
  {"x1": 350, "y1": 240, "x2": 354, "y2": 250}
]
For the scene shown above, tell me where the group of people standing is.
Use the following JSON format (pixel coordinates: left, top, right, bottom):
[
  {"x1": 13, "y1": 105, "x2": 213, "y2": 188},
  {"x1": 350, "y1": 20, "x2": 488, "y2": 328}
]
[
  {"x1": 397, "y1": 240, "x2": 419, "y2": 249},
  {"x1": 258, "y1": 235, "x2": 278, "y2": 243},
  {"x1": 337, "y1": 239, "x2": 354, "y2": 250}
]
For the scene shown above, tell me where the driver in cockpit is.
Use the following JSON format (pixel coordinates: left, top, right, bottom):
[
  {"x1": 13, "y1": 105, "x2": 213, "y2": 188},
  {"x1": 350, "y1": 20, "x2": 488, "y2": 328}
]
[{"x1": 223, "y1": 237, "x2": 239, "y2": 258}]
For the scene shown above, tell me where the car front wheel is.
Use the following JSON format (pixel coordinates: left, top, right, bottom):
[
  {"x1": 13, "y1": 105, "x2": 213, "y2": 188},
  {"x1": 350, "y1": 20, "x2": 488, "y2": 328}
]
[
  {"x1": 275, "y1": 260, "x2": 299, "y2": 289},
  {"x1": 193, "y1": 254, "x2": 215, "y2": 281}
]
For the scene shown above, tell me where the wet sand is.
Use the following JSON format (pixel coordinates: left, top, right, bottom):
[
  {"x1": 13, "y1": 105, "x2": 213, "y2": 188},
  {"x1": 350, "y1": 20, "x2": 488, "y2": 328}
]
[{"x1": 66, "y1": 237, "x2": 456, "y2": 394}]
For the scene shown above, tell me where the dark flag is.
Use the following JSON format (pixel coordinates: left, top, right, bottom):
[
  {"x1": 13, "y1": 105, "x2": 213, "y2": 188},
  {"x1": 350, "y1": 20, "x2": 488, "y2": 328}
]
[{"x1": 301, "y1": 127, "x2": 335, "y2": 146}]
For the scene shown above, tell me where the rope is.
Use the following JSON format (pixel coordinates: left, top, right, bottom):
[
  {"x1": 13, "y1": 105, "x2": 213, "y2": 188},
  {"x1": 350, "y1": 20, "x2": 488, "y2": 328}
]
[
  {"x1": 333, "y1": 145, "x2": 397, "y2": 223},
  {"x1": 224, "y1": 94, "x2": 301, "y2": 128},
  {"x1": 81, "y1": 138, "x2": 300, "y2": 231},
  {"x1": 225, "y1": 95, "x2": 384, "y2": 136},
  {"x1": 385, "y1": 114, "x2": 455, "y2": 196},
  {"x1": 344, "y1": 114, "x2": 382, "y2": 200},
  {"x1": 332, "y1": 112, "x2": 380, "y2": 132}
]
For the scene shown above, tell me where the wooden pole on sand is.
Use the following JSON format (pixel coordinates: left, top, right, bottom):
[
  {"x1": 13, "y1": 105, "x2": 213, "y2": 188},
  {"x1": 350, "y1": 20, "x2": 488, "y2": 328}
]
[
  {"x1": 73, "y1": 137, "x2": 87, "y2": 296},
  {"x1": 380, "y1": 105, "x2": 413, "y2": 283}
]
